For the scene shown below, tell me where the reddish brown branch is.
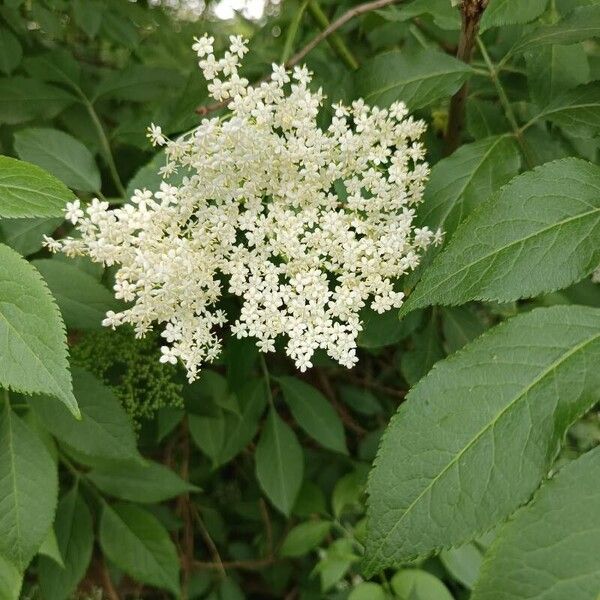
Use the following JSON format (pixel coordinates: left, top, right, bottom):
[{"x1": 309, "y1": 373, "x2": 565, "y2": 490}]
[{"x1": 444, "y1": 0, "x2": 489, "y2": 154}]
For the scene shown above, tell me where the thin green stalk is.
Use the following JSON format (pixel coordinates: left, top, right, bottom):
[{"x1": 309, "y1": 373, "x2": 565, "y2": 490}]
[
  {"x1": 281, "y1": 0, "x2": 310, "y2": 64},
  {"x1": 259, "y1": 354, "x2": 275, "y2": 408},
  {"x1": 81, "y1": 96, "x2": 126, "y2": 197},
  {"x1": 2, "y1": 388, "x2": 9, "y2": 406},
  {"x1": 307, "y1": 0, "x2": 360, "y2": 70},
  {"x1": 477, "y1": 37, "x2": 535, "y2": 168}
]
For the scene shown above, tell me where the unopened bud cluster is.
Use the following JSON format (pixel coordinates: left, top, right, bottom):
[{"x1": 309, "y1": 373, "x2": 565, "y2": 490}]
[{"x1": 46, "y1": 35, "x2": 441, "y2": 379}]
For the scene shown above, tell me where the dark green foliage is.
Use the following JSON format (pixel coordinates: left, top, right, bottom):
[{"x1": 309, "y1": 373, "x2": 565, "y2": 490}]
[{"x1": 0, "y1": 0, "x2": 598, "y2": 598}]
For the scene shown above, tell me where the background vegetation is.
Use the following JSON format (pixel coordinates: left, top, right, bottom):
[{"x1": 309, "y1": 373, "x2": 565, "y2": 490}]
[{"x1": 0, "y1": 0, "x2": 599, "y2": 599}]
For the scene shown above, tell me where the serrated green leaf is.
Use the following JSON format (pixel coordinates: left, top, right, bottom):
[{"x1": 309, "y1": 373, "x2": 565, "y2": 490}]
[
  {"x1": 38, "y1": 486, "x2": 93, "y2": 600},
  {"x1": 99, "y1": 503, "x2": 180, "y2": 596},
  {"x1": 0, "y1": 26, "x2": 22, "y2": 75},
  {"x1": 0, "y1": 156, "x2": 74, "y2": 219},
  {"x1": 0, "y1": 243, "x2": 77, "y2": 414},
  {"x1": 278, "y1": 376, "x2": 347, "y2": 454},
  {"x1": 0, "y1": 554, "x2": 21, "y2": 600},
  {"x1": 472, "y1": 446, "x2": 600, "y2": 600},
  {"x1": 364, "y1": 305, "x2": 600, "y2": 574},
  {"x1": 0, "y1": 218, "x2": 62, "y2": 255},
  {"x1": 0, "y1": 400, "x2": 58, "y2": 570},
  {"x1": 510, "y1": 5, "x2": 600, "y2": 57},
  {"x1": 354, "y1": 49, "x2": 472, "y2": 109},
  {"x1": 0, "y1": 77, "x2": 74, "y2": 125},
  {"x1": 279, "y1": 521, "x2": 331, "y2": 557},
  {"x1": 417, "y1": 135, "x2": 521, "y2": 237},
  {"x1": 255, "y1": 409, "x2": 304, "y2": 516},
  {"x1": 32, "y1": 259, "x2": 117, "y2": 330},
  {"x1": 530, "y1": 82, "x2": 600, "y2": 138},
  {"x1": 14, "y1": 128, "x2": 100, "y2": 192},
  {"x1": 88, "y1": 460, "x2": 198, "y2": 503},
  {"x1": 400, "y1": 158, "x2": 600, "y2": 315},
  {"x1": 29, "y1": 368, "x2": 139, "y2": 462},
  {"x1": 526, "y1": 44, "x2": 590, "y2": 107},
  {"x1": 480, "y1": 0, "x2": 548, "y2": 31}
]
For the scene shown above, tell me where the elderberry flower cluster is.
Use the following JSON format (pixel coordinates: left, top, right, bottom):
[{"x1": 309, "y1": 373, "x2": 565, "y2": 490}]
[{"x1": 46, "y1": 34, "x2": 441, "y2": 379}]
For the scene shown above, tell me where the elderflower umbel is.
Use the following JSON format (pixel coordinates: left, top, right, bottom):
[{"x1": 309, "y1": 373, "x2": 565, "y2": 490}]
[{"x1": 46, "y1": 34, "x2": 441, "y2": 379}]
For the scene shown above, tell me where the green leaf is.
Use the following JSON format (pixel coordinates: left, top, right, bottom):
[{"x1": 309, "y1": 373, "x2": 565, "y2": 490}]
[
  {"x1": 531, "y1": 82, "x2": 600, "y2": 138},
  {"x1": 278, "y1": 376, "x2": 347, "y2": 454},
  {"x1": 38, "y1": 527, "x2": 64, "y2": 567},
  {"x1": 358, "y1": 308, "x2": 421, "y2": 348},
  {"x1": 22, "y1": 50, "x2": 81, "y2": 87},
  {"x1": 279, "y1": 521, "x2": 331, "y2": 557},
  {"x1": 38, "y1": 486, "x2": 93, "y2": 600},
  {"x1": 218, "y1": 380, "x2": 268, "y2": 465},
  {"x1": 0, "y1": 156, "x2": 75, "y2": 219},
  {"x1": 400, "y1": 158, "x2": 600, "y2": 315},
  {"x1": 0, "y1": 243, "x2": 77, "y2": 414},
  {"x1": 72, "y1": 0, "x2": 103, "y2": 38},
  {"x1": 0, "y1": 26, "x2": 22, "y2": 75},
  {"x1": 480, "y1": 0, "x2": 548, "y2": 31},
  {"x1": 99, "y1": 502, "x2": 180, "y2": 596},
  {"x1": 439, "y1": 543, "x2": 483, "y2": 590},
  {"x1": 14, "y1": 128, "x2": 101, "y2": 193},
  {"x1": 255, "y1": 409, "x2": 304, "y2": 516},
  {"x1": 417, "y1": 135, "x2": 521, "y2": 236},
  {"x1": 332, "y1": 470, "x2": 367, "y2": 518},
  {"x1": 354, "y1": 49, "x2": 472, "y2": 109},
  {"x1": 32, "y1": 259, "x2": 117, "y2": 330},
  {"x1": 348, "y1": 582, "x2": 386, "y2": 600},
  {"x1": 442, "y1": 306, "x2": 486, "y2": 353},
  {"x1": 0, "y1": 400, "x2": 58, "y2": 570},
  {"x1": 400, "y1": 319, "x2": 444, "y2": 385},
  {"x1": 88, "y1": 460, "x2": 198, "y2": 503},
  {"x1": 364, "y1": 305, "x2": 600, "y2": 574},
  {"x1": 472, "y1": 446, "x2": 600, "y2": 600},
  {"x1": 0, "y1": 554, "x2": 21, "y2": 600},
  {"x1": 391, "y1": 569, "x2": 454, "y2": 600},
  {"x1": 94, "y1": 66, "x2": 184, "y2": 102},
  {"x1": 378, "y1": 0, "x2": 460, "y2": 30},
  {"x1": 526, "y1": 44, "x2": 590, "y2": 107},
  {"x1": 510, "y1": 5, "x2": 600, "y2": 56},
  {"x1": 29, "y1": 368, "x2": 139, "y2": 462},
  {"x1": 0, "y1": 218, "x2": 62, "y2": 255},
  {"x1": 189, "y1": 410, "x2": 226, "y2": 468},
  {"x1": 466, "y1": 99, "x2": 509, "y2": 138},
  {"x1": 0, "y1": 77, "x2": 74, "y2": 125}
]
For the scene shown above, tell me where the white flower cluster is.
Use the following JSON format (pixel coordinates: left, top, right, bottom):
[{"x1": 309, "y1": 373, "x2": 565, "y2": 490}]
[{"x1": 46, "y1": 34, "x2": 440, "y2": 379}]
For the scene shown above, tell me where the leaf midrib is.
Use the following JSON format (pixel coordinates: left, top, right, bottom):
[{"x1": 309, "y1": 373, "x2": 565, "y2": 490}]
[
  {"x1": 369, "y1": 329, "x2": 600, "y2": 563},
  {"x1": 407, "y1": 205, "x2": 600, "y2": 309}
]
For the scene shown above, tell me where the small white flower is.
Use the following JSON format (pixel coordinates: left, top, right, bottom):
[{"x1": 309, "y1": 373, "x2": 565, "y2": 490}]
[
  {"x1": 192, "y1": 35, "x2": 214, "y2": 57},
  {"x1": 147, "y1": 123, "x2": 166, "y2": 146},
  {"x1": 48, "y1": 34, "x2": 436, "y2": 380},
  {"x1": 159, "y1": 346, "x2": 178, "y2": 365},
  {"x1": 65, "y1": 200, "x2": 84, "y2": 224}
]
